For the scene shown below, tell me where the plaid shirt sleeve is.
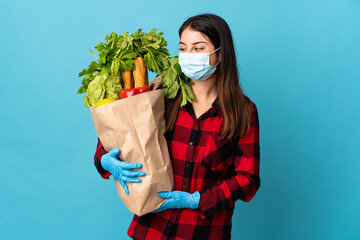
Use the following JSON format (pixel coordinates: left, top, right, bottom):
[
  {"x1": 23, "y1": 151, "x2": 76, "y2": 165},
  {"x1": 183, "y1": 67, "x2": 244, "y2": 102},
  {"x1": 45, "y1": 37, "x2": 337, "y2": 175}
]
[
  {"x1": 94, "y1": 138, "x2": 112, "y2": 179},
  {"x1": 197, "y1": 103, "x2": 260, "y2": 219}
]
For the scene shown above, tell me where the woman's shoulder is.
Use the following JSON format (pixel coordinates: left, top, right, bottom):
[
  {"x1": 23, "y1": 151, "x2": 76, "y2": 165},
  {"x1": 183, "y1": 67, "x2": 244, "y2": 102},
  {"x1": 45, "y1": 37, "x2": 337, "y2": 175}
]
[
  {"x1": 243, "y1": 95, "x2": 258, "y2": 114},
  {"x1": 248, "y1": 98, "x2": 259, "y2": 130},
  {"x1": 251, "y1": 100, "x2": 258, "y2": 116},
  {"x1": 242, "y1": 95, "x2": 259, "y2": 133}
]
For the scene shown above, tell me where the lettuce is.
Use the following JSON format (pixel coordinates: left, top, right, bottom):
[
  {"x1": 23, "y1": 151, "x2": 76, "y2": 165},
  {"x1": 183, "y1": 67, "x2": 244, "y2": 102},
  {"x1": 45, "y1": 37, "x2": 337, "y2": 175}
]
[
  {"x1": 84, "y1": 73, "x2": 123, "y2": 107},
  {"x1": 84, "y1": 74, "x2": 107, "y2": 107},
  {"x1": 104, "y1": 74, "x2": 122, "y2": 100}
]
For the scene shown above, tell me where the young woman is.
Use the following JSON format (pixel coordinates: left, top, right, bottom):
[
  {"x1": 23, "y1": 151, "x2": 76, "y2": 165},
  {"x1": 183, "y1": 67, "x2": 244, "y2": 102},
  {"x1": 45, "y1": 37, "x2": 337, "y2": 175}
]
[{"x1": 94, "y1": 13, "x2": 260, "y2": 240}]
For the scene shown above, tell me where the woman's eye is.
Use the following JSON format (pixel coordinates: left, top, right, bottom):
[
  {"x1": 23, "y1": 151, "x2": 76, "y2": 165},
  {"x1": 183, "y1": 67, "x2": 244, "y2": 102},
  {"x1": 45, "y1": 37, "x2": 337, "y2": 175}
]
[
  {"x1": 179, "y1": 48, "x2": 185, "y2": 51},
  {"x1": 195, "y1": 48, "x2": 204, "y2": 51}
]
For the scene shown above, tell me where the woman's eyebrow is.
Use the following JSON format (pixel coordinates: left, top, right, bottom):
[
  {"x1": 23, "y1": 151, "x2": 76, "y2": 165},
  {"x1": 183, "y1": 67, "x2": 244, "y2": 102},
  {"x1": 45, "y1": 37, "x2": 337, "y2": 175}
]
[
  {"x1": 192, "y1": 41, "x2": 208, "y2": 45},
  {"x1": 179, "y1": 41, "x2": 208, "y2": 45}
]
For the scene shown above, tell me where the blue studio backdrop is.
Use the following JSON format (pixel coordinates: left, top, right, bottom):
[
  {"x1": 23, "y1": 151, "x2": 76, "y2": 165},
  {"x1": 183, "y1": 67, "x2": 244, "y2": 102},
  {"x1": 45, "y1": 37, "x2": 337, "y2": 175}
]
[{"x1": 1, "y1": 0, "x2": 359, "y2": 239}]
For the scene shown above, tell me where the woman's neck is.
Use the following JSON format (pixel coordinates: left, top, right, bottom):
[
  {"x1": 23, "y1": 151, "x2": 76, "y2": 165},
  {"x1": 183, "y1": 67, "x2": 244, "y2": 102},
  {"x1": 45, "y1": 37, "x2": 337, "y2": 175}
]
[
  {"x1": 190, "y1": 74, "x2": 218, "y2": 119},
  {"x1": 191, "y1": 74, "x2": 218, "y2": 103}
]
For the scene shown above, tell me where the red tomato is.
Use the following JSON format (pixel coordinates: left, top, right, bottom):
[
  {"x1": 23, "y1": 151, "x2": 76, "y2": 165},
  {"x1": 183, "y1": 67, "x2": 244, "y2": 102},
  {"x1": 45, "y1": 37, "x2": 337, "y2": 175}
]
[
  {"x1": 137, "y1": 86, "x2": 151, "y2": 93},
  {"x1": 119, "y1": 88, "x2": 140, "y2": 99},
  {"x1": 119, "y1": 89, "x2": 126, "y2": 99}
]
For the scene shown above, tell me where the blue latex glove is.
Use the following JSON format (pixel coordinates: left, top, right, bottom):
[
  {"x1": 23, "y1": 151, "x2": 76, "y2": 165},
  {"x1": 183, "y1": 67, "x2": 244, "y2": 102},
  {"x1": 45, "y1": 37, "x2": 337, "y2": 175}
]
[
  {"x1": 151, "y1": 191, "x2": 200, "y2": 213},
  {"x1": 101, "y1": 148, "x2": 145, "y2": 194}
]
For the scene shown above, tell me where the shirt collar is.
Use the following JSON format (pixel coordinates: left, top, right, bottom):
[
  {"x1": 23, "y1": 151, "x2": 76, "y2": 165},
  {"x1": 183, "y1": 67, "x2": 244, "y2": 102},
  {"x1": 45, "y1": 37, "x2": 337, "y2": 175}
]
[{"x1": 184, "y1": 96, "x2": 220, "y2": 120}]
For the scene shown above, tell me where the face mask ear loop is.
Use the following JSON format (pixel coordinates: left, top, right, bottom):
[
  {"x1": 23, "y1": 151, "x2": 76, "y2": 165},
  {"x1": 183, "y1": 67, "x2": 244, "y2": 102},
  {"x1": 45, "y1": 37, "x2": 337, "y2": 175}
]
[
  {"x1": 210, "y1": 47, "x2": 221, "y2": 67},
  {"x1": 209, "y1": 47, "x2": 221, "y2": 55}
]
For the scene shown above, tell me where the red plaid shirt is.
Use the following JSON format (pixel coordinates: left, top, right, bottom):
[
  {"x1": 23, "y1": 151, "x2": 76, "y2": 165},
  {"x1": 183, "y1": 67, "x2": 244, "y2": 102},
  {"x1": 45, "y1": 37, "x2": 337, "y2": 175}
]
[{"x1": 94, "y1": 97, "x2": 260, "y2": 240}]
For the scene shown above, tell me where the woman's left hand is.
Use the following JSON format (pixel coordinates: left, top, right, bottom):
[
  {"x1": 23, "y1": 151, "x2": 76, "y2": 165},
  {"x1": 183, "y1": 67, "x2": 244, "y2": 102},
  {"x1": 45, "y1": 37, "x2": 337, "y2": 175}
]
[{"x1": 151, "y1": 191, "x2": 200, "y2": 213}]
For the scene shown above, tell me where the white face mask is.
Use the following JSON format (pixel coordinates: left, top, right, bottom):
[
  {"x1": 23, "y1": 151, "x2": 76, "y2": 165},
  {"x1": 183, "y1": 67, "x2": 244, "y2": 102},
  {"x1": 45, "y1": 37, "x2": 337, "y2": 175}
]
[{"x1": 179, "y1": 47, "x2": 221, "y2": 81}]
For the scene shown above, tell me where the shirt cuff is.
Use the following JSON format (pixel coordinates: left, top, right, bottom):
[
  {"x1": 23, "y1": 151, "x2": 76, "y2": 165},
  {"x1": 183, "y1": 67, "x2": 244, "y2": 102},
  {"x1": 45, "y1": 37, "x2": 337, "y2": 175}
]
[
  {"x1": 94, "y1": 157, "x2": 111, "y2": 179},
  {"x1": 94, "y1": 141, "x2": 111, "y2": 179},
  {"x1": 196, "y1": 187, "x2": 217, "y2": 220}
]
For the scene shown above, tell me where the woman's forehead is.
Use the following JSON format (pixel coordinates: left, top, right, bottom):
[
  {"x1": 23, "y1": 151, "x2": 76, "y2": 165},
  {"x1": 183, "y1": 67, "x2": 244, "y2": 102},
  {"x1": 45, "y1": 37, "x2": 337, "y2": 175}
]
[{"x1": 180, "y1": 28, "x2": 210, "y2": 45}]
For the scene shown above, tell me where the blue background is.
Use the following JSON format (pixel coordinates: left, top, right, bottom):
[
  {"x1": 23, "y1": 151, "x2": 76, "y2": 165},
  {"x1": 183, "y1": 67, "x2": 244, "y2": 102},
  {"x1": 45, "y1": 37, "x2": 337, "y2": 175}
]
[{"x1": 1, "y1": 0, "x2": 359, "y2": 239}]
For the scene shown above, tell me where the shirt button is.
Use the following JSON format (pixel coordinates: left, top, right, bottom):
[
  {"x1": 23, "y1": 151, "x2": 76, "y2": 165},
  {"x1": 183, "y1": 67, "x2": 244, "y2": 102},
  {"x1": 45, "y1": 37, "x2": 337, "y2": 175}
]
[
  {"x1": 189, "y1": 141, "x2": 193, "y2": 146},
  {"x1": 167, "y1": 222, "x2": 172, "y2": 227},
  {"x1": 181, "y1": 184, "x2": 186, "y2": 189},
  {"x1": 185, "y1": 162, "x2": 190, "y2": 167}
]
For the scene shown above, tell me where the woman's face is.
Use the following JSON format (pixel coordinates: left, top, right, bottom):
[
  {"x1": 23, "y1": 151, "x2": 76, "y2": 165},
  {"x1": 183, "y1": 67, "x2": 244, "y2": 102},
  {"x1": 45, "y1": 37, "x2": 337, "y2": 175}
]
[{"x1": 179, "y1": 27, "x2": 220, "y2": 67}]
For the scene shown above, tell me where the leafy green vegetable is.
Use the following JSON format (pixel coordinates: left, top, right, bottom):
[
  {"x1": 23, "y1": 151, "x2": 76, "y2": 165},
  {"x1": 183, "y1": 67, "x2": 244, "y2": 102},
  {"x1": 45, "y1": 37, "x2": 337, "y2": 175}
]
[
  {"x1": 84, "y1": 73, "x2": 123, "y2": 107},
  {"x1": 84, "y1": 74, "x2": 107, "y2": 107},
  {"x1": 104, "y1": 74, "x2": 122, "y2": 100},
  {"x1": 77, "y1": 61, "x2": 101, "y2": 94},
  {"x1": 78, "y1": 29, "x2": 195, "y2": 108},
  {"x1": 161, "y1": 57, "x2": 196, "y2": 107}
]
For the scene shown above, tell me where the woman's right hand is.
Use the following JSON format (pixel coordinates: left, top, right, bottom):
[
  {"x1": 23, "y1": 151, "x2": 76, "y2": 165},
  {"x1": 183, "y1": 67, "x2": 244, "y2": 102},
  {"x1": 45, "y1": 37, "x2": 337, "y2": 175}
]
[
  {"x1": 100, "y1": 148, "x2": 145, "y2": 194},
  {"x1": 149, "y1": 75, "x2": 163, "y2": 90}
]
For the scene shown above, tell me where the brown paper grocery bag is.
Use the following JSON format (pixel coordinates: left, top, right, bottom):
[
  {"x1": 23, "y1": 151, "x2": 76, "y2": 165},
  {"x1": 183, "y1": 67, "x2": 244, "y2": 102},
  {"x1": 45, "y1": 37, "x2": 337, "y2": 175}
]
[{"x1": 88, "y1": 89, "x2": 174, "y2": 216}]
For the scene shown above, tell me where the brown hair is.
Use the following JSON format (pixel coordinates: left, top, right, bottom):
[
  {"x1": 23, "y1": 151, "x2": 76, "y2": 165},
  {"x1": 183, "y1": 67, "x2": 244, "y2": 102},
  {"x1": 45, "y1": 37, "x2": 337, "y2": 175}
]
[{"x1": 166, "y1": 13, "x2": 253, "y2": 140}]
